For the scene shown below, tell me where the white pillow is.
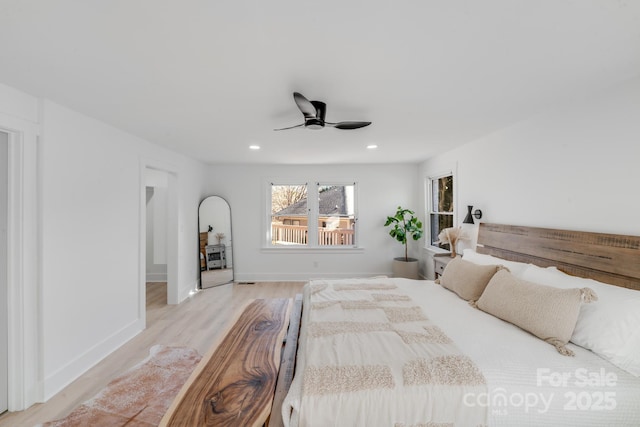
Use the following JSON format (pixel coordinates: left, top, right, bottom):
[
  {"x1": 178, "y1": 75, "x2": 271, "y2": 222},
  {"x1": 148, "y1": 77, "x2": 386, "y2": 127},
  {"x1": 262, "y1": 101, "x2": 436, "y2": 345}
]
[
  {"x1": 476, "y1": 269, "x2": 595, "y2": 356},
  {"x1": 522, "y1": 265, "x2": 640, "y2": 377},
  {"x1": 462, "y1": 248, "x2": 530, "y2": 278}
]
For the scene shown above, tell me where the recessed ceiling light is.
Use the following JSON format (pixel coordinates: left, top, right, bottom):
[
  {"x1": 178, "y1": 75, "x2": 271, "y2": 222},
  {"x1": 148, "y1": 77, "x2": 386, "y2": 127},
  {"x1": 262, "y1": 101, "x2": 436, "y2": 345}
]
[
  {"x1": 249, "y1": 145, "x2": 260, "y2": 150},
  {"x1": 366, "y1": 144, "x2": 378, "y2": 149}
]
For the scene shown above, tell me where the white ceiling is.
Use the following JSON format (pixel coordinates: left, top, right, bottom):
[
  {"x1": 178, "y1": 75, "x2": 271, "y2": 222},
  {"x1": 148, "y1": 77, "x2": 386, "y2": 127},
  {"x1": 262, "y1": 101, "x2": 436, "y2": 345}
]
[{"x1": 1, "y1": 1, "x2": 639, "y2": 165}]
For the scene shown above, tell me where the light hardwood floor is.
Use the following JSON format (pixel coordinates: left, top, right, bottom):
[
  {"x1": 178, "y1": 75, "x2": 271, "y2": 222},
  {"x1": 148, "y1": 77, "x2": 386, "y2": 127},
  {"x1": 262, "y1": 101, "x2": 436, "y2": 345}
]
[{"x1": 0, "y1": 281, "x2": 305, "y2": 427}]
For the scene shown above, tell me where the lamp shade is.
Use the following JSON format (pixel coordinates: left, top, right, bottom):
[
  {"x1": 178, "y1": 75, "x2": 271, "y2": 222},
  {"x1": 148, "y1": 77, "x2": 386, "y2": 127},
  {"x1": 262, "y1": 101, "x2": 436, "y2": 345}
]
[{"x1": 463, "y1": 205, "x2": 475, "y2": 224}]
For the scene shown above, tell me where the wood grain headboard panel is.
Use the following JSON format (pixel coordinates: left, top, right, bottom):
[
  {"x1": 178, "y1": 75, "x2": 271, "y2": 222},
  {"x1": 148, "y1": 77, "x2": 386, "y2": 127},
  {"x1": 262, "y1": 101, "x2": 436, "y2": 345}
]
[{"x1": 477, "y1": 223, "x2": 640, "y2": 290}]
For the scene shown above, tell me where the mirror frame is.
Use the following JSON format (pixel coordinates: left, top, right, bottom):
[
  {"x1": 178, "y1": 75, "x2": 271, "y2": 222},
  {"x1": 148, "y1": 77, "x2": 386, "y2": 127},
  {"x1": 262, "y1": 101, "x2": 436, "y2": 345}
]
[{"x1": 198, "y1": 195, "x2": 233, "y2": 288}]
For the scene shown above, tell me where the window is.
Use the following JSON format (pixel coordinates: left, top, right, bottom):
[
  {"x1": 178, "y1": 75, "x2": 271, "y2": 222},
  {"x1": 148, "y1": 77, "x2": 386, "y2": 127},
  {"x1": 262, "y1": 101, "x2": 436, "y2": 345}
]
[
  {"x1": 270, "y1": 184, "x2": 308, "y2": 245},
  {"x1": 268, "y1": 182, "x2": 358, "y2": 248},
  {"x1": 317, "y1": 184, "x2": 356, "y2": 246},
  {"x1": 428, "y1": 174, "x2": 454, "y2": 249}
]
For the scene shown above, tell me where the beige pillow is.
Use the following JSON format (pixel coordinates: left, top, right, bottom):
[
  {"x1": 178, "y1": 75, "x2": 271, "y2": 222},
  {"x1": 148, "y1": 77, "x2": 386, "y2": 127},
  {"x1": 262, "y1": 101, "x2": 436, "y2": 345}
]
[
  {"x1": 476, "y1": 269, "x2": 597, "y2": 356},
  {"x1": 437, "y1": 257, "x2": 502, "y2": 301}
]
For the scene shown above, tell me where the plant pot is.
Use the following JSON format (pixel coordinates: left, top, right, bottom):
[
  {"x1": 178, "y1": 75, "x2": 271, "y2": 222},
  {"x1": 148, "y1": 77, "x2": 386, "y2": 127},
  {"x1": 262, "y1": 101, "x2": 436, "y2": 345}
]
[{"x1": 392, "y1": 257, "x2": 420, "y2": 279}]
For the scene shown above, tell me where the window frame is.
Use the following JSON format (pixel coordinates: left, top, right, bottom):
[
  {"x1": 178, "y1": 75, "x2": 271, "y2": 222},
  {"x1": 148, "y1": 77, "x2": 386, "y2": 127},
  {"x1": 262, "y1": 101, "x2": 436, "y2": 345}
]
[
  {"x1": 269, "y1": 182, "x2": 309, "y2": 246},
  {"x1": 315, "y1": 182, "x2": 358, "y2": 248},
  {"x1": 425, "y1": 171, "x2": 457, "y2": 250},
  {"x1": 265, "y1": 180, "x2": 360, "y2": 251}
]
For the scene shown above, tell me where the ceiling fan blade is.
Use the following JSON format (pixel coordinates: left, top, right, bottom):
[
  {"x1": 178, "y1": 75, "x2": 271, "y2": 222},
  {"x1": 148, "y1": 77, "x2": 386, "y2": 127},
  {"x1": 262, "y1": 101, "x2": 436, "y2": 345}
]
[
  {"x1": 293, "y1": 92, "x2": 318, "y2": 119},
  {"x1": 274, "y1": 123, "x2": 305, "y2": 131},
  {"x1": 327, "y1": 121, "x2": 372, "y2": 130}
]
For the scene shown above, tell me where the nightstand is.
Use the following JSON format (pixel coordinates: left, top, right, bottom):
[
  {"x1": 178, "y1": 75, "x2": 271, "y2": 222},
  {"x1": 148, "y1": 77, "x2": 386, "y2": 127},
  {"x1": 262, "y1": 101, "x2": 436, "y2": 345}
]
[{"x1": 433, "y1": 254, "x2": 457, "y2": 279}]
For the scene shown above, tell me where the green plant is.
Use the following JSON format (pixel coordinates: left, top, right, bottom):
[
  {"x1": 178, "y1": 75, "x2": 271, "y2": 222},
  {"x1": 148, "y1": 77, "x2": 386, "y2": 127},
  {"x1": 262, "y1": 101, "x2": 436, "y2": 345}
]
[{"x1": 384, "y1": 206, "x2": 424, "y2": 261}]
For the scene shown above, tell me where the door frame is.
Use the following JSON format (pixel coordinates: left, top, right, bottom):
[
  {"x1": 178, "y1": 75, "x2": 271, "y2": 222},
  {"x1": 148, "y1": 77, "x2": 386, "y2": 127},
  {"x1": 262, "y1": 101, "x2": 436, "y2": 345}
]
[
  {"x1": 0, "y1": 117, "x2": 41, "y2": 411},
  {"x1": 0, "y1": 131, "x2": 8, "y2": 413}
]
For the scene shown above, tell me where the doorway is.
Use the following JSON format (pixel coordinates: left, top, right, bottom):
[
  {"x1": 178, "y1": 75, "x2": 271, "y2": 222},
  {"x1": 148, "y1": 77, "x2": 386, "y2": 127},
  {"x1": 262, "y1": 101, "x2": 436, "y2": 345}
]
[
  {"x1": 140, "y1": 164, "x2": 179, "y2": 331},
  {"x1": 0, "y1": 131, "x2": 8, "y2": 414},
  {"x1": 145, "y1": 185, "x2": 168, "y2": 282},
  {"x1": 145, "y1": 170, "x2": 169, "y2": 325}
]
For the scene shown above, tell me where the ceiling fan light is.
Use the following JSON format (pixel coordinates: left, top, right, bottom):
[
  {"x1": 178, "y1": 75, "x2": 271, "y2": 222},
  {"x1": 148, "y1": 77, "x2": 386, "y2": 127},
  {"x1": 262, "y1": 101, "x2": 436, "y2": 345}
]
[{"x1": 305, "y1": 118, "x2": 324, "y2": 130}]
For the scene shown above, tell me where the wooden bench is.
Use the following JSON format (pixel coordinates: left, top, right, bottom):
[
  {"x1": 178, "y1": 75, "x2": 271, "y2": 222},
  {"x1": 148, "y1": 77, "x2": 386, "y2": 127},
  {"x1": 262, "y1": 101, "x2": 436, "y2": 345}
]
[
  {"x1": 268, "y1": 294, "x2": 303, "y2": 427},
  {"x1": 160, "y1": 297, "x2": 297, "y2": 427}
]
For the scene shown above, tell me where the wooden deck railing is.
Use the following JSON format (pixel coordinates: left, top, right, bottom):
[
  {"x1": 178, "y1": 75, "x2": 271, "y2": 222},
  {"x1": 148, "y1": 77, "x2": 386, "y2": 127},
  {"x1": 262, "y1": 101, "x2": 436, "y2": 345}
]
[
  {"x1": 271, "y1": 224, "x2": 354, "y2": 246},
  {"x1": 318, "y1": 228, "x2": 354, "y2": 245},
  {"x1": 272, "y1": 224, "x2": 308, "y2": 245}
]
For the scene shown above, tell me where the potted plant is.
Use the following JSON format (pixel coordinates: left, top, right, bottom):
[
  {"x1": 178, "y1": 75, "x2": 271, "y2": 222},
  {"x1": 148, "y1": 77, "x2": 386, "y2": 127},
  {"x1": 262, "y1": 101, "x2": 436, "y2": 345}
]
[{"x1": 384, "y1": 206, "x2": 424, "y2": 279}]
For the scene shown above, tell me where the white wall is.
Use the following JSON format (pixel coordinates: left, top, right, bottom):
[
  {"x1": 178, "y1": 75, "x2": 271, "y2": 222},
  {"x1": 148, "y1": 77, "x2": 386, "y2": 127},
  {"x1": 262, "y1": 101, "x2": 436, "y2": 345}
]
[
  {"x1": 419, "y1": 76, "x2": 640, "y2": 278},
  {"x1": 38, "y1": 100, "x2": 207, "y2": 399},
  {"x1": 204, "y1": 163, "x2": 419, "y2": 281}
]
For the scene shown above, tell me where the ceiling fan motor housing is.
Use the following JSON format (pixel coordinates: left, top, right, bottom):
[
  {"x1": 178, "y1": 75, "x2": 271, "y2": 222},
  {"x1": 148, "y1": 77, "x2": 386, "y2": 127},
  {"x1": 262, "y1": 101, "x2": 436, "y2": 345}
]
[{"x1": 305, "y1": 100, "x2": 327, "y2": 128}]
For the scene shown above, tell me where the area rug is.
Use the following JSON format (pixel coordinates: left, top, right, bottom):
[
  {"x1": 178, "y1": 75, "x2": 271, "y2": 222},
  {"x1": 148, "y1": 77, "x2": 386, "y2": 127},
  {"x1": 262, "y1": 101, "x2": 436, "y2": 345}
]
[{"x1": 37, "y1": 345, "x2": 202, "y2": 427}]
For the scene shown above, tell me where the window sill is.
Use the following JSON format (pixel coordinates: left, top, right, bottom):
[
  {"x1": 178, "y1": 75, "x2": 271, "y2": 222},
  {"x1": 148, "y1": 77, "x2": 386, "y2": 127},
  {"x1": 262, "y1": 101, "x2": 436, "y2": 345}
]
[
  {"x1": 423, "y1": 245, "x2": 451, "y2": 256},
  {"x1": 261, "y1": 246, "x2": 365, "y2": 254}
]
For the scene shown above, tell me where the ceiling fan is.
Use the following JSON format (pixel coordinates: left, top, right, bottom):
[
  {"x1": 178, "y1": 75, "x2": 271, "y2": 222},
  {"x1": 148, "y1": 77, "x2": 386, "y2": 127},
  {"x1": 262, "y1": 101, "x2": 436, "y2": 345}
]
[{"x1": 274, "y1": 92, "x2": 371, "y2": 131}]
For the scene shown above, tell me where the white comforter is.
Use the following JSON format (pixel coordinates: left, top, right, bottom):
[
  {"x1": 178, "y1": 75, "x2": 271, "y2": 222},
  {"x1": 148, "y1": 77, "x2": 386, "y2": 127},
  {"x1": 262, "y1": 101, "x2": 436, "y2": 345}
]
[{"x1": 283, "y1": 277, "x2": 640, "y2": 427}]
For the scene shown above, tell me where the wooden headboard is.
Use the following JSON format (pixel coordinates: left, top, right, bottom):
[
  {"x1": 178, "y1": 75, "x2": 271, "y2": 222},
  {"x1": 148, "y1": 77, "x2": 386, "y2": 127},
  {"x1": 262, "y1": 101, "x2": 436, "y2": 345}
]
[{"x1": 477, "y1": 223, "x2": 640, "y2": 291}]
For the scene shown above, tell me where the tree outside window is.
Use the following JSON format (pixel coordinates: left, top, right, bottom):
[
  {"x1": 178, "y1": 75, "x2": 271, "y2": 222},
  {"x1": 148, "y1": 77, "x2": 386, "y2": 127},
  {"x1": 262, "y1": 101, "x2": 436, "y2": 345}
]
[{"x1": 271, "y1": 184, "x2": 308, "y2": 245}]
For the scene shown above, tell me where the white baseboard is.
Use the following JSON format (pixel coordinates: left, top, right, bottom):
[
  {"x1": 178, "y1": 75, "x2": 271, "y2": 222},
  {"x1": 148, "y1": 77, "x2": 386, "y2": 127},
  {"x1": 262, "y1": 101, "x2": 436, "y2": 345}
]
[
  {"x1": 177, "y1": 280, "x2": 199, "y2": 303},
  {"x1": 42, "y1": 318, "x2": 144, "y2": 401},
  {"x1": 145, "y1": 273, "x2": 167, "y2": 282}
]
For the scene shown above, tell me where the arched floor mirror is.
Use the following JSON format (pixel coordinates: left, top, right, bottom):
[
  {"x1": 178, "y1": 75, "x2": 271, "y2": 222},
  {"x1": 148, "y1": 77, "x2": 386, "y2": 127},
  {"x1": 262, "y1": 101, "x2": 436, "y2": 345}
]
[{"x1": 198, "y1": 196, "x2": 233, "y2": 288}]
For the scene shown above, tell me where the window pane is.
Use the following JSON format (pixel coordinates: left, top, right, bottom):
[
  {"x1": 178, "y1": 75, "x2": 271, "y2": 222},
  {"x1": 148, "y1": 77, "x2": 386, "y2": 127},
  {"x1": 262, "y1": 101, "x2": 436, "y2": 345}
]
[
  {"x1": 428, "y1": 173, "x2": 455, "y2": 249},
  {"x1": 317, "y1": 184, "x2": 356, "y2": 246},
  {"x1": 431, "y1": 175, "x2": 453, "y2": 213},
  {"x1": 271, "y1": 184, "x2": 308, "y2": 246},
  {"x1": 430, "y1": 213, "x2": 454, "y2": 248}
]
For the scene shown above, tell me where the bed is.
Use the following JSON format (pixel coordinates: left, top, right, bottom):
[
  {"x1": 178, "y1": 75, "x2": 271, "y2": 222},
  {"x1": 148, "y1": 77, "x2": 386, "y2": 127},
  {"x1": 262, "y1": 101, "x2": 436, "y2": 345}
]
[{"x1": 280, "y1": 223, "x2": 640, "y2": 427}]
